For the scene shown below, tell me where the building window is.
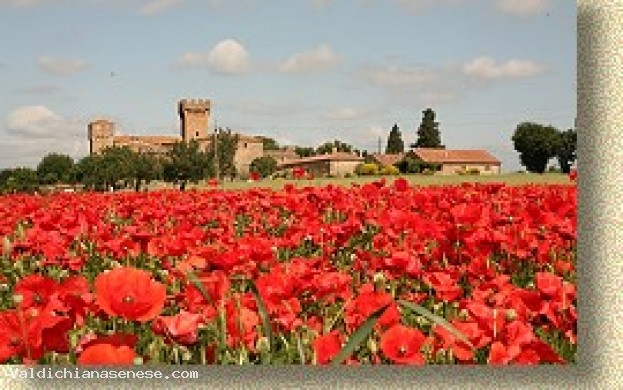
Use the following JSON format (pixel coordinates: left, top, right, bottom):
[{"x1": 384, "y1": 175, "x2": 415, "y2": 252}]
[
  {"x1": 244, "y1": 143, "x2": 248, "y2": 148},
  {"x1": 485, "y1": 165, "x2": 491, "y2": 171},
  {"x1": 196, "y1": 132, "x2": 199, "y2": 137}
]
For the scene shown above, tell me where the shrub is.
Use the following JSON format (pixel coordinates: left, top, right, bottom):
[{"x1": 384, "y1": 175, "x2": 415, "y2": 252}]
[
  {"x1": 356, "y1": 163, "x2": 380, "y2": 176},
  {"x1": 468, "y1": 168, "x2": 480, "y2": 175},
  {"x1": 250, "y1": 156, "x2": 278, "y2": 178},
  {"x1": 380, "y1": 165, "x2": 400, "y2": 176}
]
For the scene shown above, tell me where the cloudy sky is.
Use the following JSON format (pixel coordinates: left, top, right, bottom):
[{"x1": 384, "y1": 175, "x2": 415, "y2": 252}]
[{"x1": 0, "y1": 0, "x2": 575, "y2": 171}]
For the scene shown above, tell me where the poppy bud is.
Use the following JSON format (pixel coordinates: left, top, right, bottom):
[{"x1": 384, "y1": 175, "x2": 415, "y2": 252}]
[
  {"x1": 12, "y1": 294, "x2": 23, "y2": 304},
  {"x1": 373, "y1": 272, "x2": 386, "y2": 291},
  {"x1": 367, "y1": 337, "x2": 378, "y2": 354},
  {"x1": 181, "y1": 348, "x2": 193, "y2": 362},
  {"x1": 256, "y1": 337, "x2": 270, "y2": 354}
]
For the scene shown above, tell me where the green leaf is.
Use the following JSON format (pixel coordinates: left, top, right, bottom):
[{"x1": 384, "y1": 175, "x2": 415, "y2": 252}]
[
  {"x1": 330, "y1": 302, "x2": 390, "y2": 366},
  {"x1": 247, "y1": 279, "x2": 274, "y2": 358},
  {"x1": 398, "y1": 299, "x2": 474, "y2": 349}
]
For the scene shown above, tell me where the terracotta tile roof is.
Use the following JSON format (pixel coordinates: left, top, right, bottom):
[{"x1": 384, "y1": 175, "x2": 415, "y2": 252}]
[
  {"x1": 411, "y1": 148, "x2": 501, "y2": 164},
  {"x1": 370, "y1": 153, "x2": 405, "y2": 166},
  {"x1": 277, "y1": 152, "x2": 364, "y2": 168},
  {"x1": 265, "y1": 149, "x2": 300, "y2": 160}
]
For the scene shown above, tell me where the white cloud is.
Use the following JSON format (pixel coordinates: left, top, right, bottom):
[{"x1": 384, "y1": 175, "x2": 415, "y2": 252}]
[
  {"x1": 207, "y1": 39, "x2": 250, "y2": 75},
  {"x1": 279, "y1": 44, "x2": 339, "y2": 73},
  {"x1": 175, "y1": 39, "x2": 251, "y2": 74},
  {"x1": 175, "y1": 51, "x2": 208, "y2": 67},
  {"x1": 37, "y1": 56, "x2": 89, "y2": 76},
  {"x1": 494, "y1": 0, "x2": 549, "y2": 16},
  {"x1": 360, "y1": 65, "x2": 437, "y2": 87},
  {"x1": 462, "y1": 56, "x2": 545, "y2": 80},
  {"x1": 140, "y1": 0, "x2": 183, "y2": 15},
  {"x1": 6, "y1": 105, "x2": 83, "y2": 139}
]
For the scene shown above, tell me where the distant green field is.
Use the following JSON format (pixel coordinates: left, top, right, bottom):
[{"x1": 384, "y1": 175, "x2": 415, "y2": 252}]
[{"x1": 156, "y1": 173, "x2": 573, "y2": 192}]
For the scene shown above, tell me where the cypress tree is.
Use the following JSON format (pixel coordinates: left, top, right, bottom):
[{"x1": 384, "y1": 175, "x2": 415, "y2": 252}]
[
  {"x1": 385, "y1": 123, "x2": 405, "y2": 154},
  {"x1": 412, "y1": 108, "x2": 443, "y2": 148}
]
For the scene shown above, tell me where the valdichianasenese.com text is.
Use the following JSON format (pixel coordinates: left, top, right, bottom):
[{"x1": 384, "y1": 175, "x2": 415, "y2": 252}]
[{"x1": 2, "y1": 367, "x2": 199, "y2": 380}]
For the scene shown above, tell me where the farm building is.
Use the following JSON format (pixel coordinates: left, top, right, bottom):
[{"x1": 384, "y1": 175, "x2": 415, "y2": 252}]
[
  {"x1": 410, "y1": 148, "x2": 501, "y2": 175},
  {"x1": 88, "y1": 99, "x2": 264, "y2": 176},
  {"x1": 276, "y1": 149, "x2": 364, "y2": 177},
  {"x1": 368, "y1": 153, "x2": 406, "y2": 168}
]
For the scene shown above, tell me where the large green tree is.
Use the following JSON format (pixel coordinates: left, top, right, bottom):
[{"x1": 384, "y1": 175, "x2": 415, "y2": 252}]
[
  {"x1": 556, "y1": 128, "x2": 577, "y2": 174},
  {"x1": 316, "y1": 140, "x2": 356, "y2": 155},
  {"x1": 75, "y1": 155, "x2": 105, "y2": 191},
  {"x1": 207, "y1": 128, "x2": 239, "y2": 180},
  {"x1": 75, "y1": 146, "x2": 135, "y2": 191},
  {"x1": 259, "y1": 136, "x2": 280, "y2": 151},
  {"x1": 385, "y1": 123, "x2": 405, "y2": 154},
  {"x1": 36, "y1": 153, "x2": 75, "y2": 185},
  {"x1": 295, "y1": 146, "x2": 316, "y2": 158},
  {"x1": 512, "y1": 122, "x2": 563, "y2": 174},
  {"x1": 163, "y1": 140, "x2": 210, "y2": 190},
  {"x1": 128, "y1": 151, "x2": 162, "y2": 192},
  {"x1": 99, "y1": 146, "x2": 135, "y2": 190},
  {"x1": 2, "y1": 167, "x2": 39, "y2": 193},
  {"x1": 412, "y1": 108, "x2": 443, "y2": 148},
  {"x1": 250, "y1": 156, "x2": 278, "y2": 178}
]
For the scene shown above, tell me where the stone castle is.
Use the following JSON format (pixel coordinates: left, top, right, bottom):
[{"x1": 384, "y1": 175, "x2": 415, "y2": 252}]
[{"x1": 87, "y1": 99, "x2": 265, "y2": 176}]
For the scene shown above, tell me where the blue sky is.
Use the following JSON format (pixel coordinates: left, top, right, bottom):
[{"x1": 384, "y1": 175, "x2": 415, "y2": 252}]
[{"x1": 0, "y1": 0, "x2": 576, "y2": 171}]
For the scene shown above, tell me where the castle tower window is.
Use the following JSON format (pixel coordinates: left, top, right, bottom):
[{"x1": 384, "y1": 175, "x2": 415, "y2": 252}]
[{"x1": 196, "y1": 132, "x2": 199, "y2": 137}]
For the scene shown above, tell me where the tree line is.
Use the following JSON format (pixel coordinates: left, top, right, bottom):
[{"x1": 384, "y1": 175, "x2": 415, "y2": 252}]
[
  {"x1": 0, "y1": 110, "x2": 578, "y2": 194},
  {"x1": 379, "y1": 108, "x2": 577, "y2": 174},
  {"x1": 0, "y1": 128, "x2": 240, "y2": 194}
]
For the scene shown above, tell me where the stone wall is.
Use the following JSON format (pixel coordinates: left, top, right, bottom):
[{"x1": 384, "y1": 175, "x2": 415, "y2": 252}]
[
  {"x1": 330, "y1": 160, "x2": 361, "y2": 177},
  {"x1": 439, "y1": 163, "x2": 501, "y2": 175},
  {"x1": 178, "y1": 99, "x2": 211, "y2": 142},
  {"x1": 88, "y1": 120, "x2": 115, "y2": 154},
  {"x1": 234, "y1": 140, "x2": 264, "y2": 175}
]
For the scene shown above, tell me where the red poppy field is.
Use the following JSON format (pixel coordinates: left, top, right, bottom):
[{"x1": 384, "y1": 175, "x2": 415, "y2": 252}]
[{"x1": 0, "y1": 178, "x2": 577, "y2": 365}]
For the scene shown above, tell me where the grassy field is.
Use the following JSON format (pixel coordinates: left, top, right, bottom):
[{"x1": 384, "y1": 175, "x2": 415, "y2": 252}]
[{"x1": 147, "y1": 173, "x2": 574, "y2": 192}]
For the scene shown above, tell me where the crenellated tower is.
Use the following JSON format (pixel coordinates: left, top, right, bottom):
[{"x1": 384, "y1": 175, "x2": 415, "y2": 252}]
[
  {"x1": 88, "y1": 119, "x2": 115, "y2": 154},
  {"x1": 178, "y1": 99, "x2": 211, "y2": 142}
]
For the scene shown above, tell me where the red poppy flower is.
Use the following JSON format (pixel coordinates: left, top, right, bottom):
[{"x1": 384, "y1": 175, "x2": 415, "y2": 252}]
[
  {"x1": 313, "y1": 331, "x2": 342, "y2": 365},
  {"x1": 94, "y1": 267, "x2": 167, "y2": 322},
  {"x1": 153, "y1": 310, "x2": 204, "y2": 345},
  {"x1": 380, "y1": 324, "x2": 426, "y2": 364},
  {"x1": 78, "y1": 343, "x2": 136, "y2": 365},
  {"x1": 345, "y1": 289, "x2": 400, "y2": 331},
  {"x1": 535, "y1": 272, "x2": 563, "y2": 298},
  {"x1": 488, "y1": 341, "x2": 521, "y2": 364},
  {"x1": 568, "y1": 169, "x2": 577, "y2": 181},
  {"x1": 393, "y1": 178, "x2": 409, "y2": 192},
  {"x1": 13, "y1": 274, "x2": 59, "y2": 311}
]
